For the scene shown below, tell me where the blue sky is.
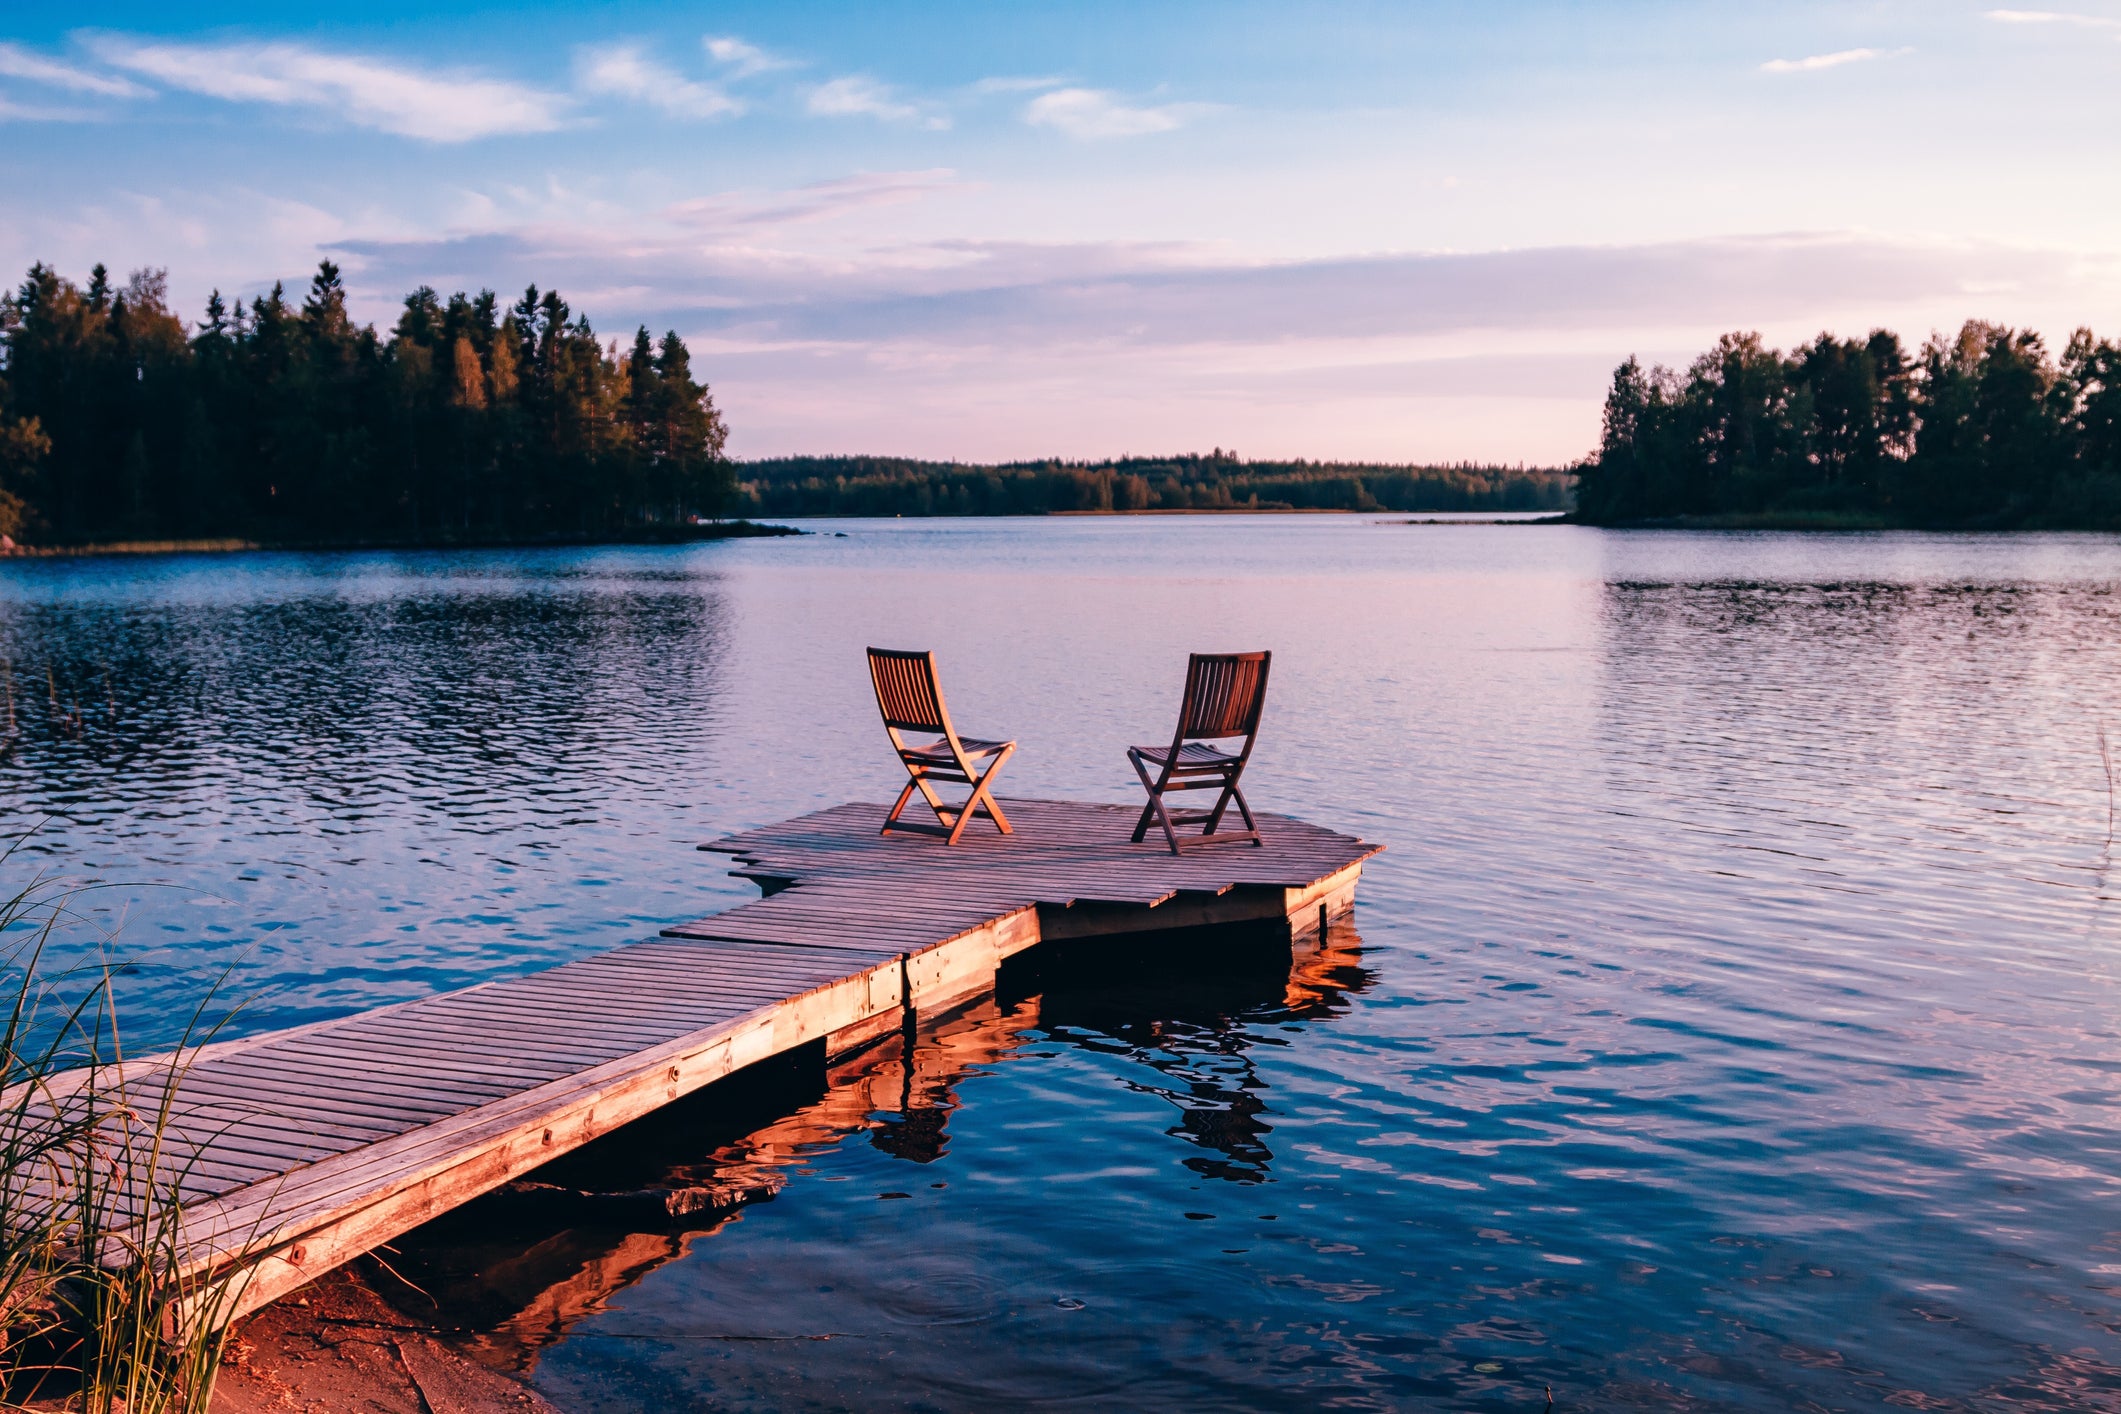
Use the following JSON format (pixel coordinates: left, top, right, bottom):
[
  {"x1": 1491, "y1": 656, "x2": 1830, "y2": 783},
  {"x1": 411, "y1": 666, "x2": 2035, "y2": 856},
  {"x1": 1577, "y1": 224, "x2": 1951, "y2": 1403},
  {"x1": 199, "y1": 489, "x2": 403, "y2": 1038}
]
[{"x1": 5, "y1": 1, "x2": 2120, "y2": 461}]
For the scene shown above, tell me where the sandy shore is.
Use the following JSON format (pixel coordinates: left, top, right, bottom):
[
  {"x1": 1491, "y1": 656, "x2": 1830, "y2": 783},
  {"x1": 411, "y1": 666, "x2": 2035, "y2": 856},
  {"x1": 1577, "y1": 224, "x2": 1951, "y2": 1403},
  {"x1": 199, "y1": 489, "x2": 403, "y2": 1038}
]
[{"x1": 212, "y1": 1267, "x2": 562, "y2": 1414}]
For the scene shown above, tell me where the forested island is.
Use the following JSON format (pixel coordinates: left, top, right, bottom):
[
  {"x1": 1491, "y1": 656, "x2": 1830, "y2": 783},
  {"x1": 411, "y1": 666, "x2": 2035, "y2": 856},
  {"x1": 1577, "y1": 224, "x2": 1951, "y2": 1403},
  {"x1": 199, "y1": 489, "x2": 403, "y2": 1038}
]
[
  {"x1": 1578, "y1": 322, "x2": 2121, "y2": 528},
  {"x1": 730, "y1": 454, "x2": 1570, "y2": 517},
  {"x1": 0, "y1": 261, "x2": 735, "y2": 547}
]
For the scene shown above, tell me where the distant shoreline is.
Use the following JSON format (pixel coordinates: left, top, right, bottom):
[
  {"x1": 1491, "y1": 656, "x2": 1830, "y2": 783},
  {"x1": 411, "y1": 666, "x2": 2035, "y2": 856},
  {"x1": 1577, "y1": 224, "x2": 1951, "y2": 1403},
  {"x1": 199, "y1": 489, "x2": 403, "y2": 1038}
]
[
  {"x1": 0, "y1": 510, "x2": 1547, "y2": 560},
  {"x1": 1559, "y1": 511, "x2": 1892, "y2": 531},
  {"x1": 21, "y1": 508, "x2": 2121, "y2": 559},
  {"x1": 735, "y1": 453, "x2": 1571, "y2": 518},
  {"x1": 1555, "y1": 510, "x2": 2121, "y2": 531},
  {"x1": 0, "y1": 519, "x2": 801, "y2": 561},
  {"x1": 1046, "y1": 506, "x2": 1555, "y2": 517}
]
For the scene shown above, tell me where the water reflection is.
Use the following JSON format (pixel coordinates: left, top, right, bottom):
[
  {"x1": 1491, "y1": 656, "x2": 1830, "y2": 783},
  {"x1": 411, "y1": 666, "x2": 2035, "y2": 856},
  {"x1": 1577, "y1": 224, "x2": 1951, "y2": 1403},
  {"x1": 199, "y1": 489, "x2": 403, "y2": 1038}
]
[
  {"x1": 13, "y1": 523, "x2": 2121, "y2": 1409},
  {"x1": 0, "y1": 553, "x2": 737, "y2": 1035},
  {"x1": 0, "y1": 563, "x2": 732, "y2": 834},
  {"x1": 1011, "y1": 923, "x2": 1373, "y2": 1185},
  {"x1": 373, "y1": 920, "x2": 1370, "y2": 1375},
  {"x1": 1579, "y1": 573, "x2": 2121, "y2": 1412}
]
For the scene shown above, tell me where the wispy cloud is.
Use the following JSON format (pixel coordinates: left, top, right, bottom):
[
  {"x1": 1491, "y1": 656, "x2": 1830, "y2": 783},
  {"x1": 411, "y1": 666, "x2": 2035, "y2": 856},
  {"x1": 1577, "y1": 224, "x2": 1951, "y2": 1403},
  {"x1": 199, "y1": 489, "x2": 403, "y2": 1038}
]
[
  {"x1": 89, "y1": 37, "x2": 569, "y2": 141},
  {"x1": 324, "y1": 226, "x2": 2110, "y2": 461},
  {"x1": 0, "y1": 95, "x2": 105, "y2": 122},
  {"x1": 807, "y1": 75, "x2": 946, "y2": 128},
  {"x1": 664, "y1": 169, "x2": 958, "y2": 230},
  {"x1": 972, "y1": 75, "x2": 1067, "y2": 94},
  {"x1": 1760, "y1": 47, "x2": 1894, "y2": 73},
  {"x1": 1985, "y1": 7, "x2": 2121, "y2": 27},
  {"x1": 0, "y1": 41, "x2": 146, "y2": 97},
  {"x1": 704, "y1": 36, "x2": 793, "y2": 78},
  {"x1": 1023, "y1": 87, "x2": 1208, "y2": 138},
  {"x1": 577, "y1": 43, "x2": 740, "y2": 119},
  {"x1": 339, "y1": 219, "x2": 2091, "y2": 352}
]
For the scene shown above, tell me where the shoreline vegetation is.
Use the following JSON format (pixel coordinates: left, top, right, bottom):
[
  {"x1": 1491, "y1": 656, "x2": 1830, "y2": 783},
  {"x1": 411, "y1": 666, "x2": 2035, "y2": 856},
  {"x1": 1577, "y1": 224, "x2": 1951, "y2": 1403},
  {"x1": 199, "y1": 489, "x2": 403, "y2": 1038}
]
[
  {"x1": 1575, "y1": 322, "x2": 2121, "y2": 530},
  {"x1": 12, "y1": 259, "x2": 2121, "y2": 546},
  {"x1": 0, "y1": 870, "x2": 249, "y2": 1413},
  {"x1": 0, "y1": 262, "x2": 735, "y2": 552},
  {"x1": 730, "y1": 452, "x2": 1572, "y2": 518},
  {"x1": 0, "y1": 520, "x2": 798, "y2": 561},
  {"x1": 0, "y1": 260, "x2": 1574, "y2": 555}
]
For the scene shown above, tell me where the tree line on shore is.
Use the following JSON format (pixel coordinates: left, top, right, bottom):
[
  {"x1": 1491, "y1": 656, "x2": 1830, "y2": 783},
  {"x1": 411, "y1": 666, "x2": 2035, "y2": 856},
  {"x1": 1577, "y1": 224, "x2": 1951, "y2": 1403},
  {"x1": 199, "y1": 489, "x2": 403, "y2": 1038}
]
[
  {"x1": 732, "y1": 453, "x2": 1572, "y2": 517},
  {"x1": 1578, "y1": 321, "x2": 2121, "y2": 527},
  {"x1": 0, "y1": 259, "x2": 1572, "y2": 547},
  {"x1": 0, "y1": 261, "x2": 732, "y2": 546}
]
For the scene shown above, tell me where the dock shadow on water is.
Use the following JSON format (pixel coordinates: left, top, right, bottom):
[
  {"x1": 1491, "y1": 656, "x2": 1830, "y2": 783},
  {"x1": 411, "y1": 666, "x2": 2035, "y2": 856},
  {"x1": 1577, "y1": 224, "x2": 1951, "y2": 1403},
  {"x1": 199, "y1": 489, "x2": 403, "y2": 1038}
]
[{"x1": 362, "y1": 919, "x2": 1371, "y2": 1399}]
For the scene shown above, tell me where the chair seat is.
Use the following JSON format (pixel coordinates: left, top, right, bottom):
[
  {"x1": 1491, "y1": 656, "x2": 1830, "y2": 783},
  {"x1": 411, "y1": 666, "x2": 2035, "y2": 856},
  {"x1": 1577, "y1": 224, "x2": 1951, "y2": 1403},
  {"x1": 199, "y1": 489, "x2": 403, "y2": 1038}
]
[
  {"x1": 1130, "y1": 741, "x2": 1241, "y2": 769},
  {"x1": 903, "y1": 735, "x2": 1014, "y2": 765}
]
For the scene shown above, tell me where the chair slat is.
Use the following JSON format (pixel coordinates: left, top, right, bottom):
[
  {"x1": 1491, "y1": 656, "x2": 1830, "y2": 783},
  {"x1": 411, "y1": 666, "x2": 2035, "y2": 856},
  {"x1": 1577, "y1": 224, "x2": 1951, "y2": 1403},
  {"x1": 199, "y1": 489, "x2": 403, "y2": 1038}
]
[
  {"x1": 869, "y1": 649, "x2": 949, "y2": 732},
  {"x1": 1181, "y1": 653, "x2": 1268, "y2": 739}
]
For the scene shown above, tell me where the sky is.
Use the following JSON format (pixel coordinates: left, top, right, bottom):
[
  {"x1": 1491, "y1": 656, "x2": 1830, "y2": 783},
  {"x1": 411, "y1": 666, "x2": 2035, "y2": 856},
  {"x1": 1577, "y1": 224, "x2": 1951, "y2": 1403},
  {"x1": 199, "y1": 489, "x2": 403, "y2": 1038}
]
[{"x1": 4, "y1": 1, "x2": 2121, "y2": 463}]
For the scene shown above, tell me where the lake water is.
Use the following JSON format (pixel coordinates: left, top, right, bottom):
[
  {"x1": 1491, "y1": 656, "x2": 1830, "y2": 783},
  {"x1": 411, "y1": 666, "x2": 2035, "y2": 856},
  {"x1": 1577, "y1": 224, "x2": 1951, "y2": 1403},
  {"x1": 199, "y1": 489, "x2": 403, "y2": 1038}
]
[{"x1": 6, "y1": 516, "x2": 2121, "y2": 1410}]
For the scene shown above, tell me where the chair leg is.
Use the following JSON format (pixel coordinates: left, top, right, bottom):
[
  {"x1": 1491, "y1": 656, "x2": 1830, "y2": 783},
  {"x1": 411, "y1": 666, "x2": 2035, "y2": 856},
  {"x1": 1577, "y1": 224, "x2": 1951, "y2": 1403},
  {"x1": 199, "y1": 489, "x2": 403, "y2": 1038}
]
[
  {"x1": 882, "y1": 778, "x2": 921, "y2": 835},
  {"x1": 1150, "y1": 790, "x2": 1183, "y2": 854},
  {"x1": 944, "y1": 795, "x2": 976, "y2": 847},
  {"x1": 1128, "y1": 751, "x2": 1183, "y2": 852},
  {"x1": 972, "y1": 748, "x2": 1015, "y2": 835},
  {"x1": 883, "y1": 769, "x2": 955, "y2": 838},
  {"x1": 943, "y1": 745, "x2": 1015, "y2": 845},
  {"x1": 1201, "y1": 775, "x2": 1260, "y2": 840},
  {"x1": 1148, "y1": 769, "x2": 1185, "y2": 854},
  {"x1": 1204, "y1": 776, "x2": 1238, "y2": 832},
  {"x1": 1128, "y1": 752, "x2": 1159, "y2": 842},
  {"x1": 883, "y1": 747, "x2": 1017, "y2": 843},
  {"x1": 912, "y1": 774, "x2": 952, "y2": 822},
  {"x1": 1225, "y1": 782, "x2": 1262, "y2": 844}
]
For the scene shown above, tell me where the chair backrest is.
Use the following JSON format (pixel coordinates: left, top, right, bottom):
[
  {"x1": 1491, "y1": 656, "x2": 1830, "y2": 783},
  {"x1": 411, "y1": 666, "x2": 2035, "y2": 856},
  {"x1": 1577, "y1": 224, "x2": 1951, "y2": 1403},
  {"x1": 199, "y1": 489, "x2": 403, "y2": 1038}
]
[
  {"x1": 1177, "y1": 651, "x2": 1271, "y2": 742},
  {"x1": 868, "y1": 648, "x2": 951, "y2": 735}
]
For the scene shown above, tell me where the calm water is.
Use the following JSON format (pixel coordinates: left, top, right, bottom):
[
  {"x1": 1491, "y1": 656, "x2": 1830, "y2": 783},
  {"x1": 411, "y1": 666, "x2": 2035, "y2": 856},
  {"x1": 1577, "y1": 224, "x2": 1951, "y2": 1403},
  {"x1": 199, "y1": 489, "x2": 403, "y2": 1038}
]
[{"x1": 7, "y1": 517, "x2": 2121, "y2": 1410}]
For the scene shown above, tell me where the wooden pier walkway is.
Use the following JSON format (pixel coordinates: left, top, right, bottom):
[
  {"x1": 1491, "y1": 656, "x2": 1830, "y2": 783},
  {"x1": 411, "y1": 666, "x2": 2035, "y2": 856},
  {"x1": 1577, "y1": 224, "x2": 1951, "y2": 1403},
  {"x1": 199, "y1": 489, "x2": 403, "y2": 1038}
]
[{"x1": 120, "y1": 799, "x2": 1378, "y2": 1320}]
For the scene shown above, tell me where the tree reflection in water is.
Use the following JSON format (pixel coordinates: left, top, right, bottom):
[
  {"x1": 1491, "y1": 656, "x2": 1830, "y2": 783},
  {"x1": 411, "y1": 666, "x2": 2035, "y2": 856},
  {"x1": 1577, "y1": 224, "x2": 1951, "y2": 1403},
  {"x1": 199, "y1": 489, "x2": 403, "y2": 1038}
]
[{"x1": 369, "y1": 917, "x2": 1372, "y2": 1373}]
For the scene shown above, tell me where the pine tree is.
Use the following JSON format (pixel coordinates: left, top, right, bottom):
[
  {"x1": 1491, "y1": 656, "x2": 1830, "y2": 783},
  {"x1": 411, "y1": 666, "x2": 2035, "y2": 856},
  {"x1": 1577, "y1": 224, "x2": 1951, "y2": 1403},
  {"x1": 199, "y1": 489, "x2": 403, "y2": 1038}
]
[
  {"x1": 0, "y1": 257, "x2": 750, "y2": 540},
  {"x1": 176, "y1": 398, "x2": 224, "y2": 535},
  {"x1": 119, "y1": 429, "x2": 152, "y2": 536}
]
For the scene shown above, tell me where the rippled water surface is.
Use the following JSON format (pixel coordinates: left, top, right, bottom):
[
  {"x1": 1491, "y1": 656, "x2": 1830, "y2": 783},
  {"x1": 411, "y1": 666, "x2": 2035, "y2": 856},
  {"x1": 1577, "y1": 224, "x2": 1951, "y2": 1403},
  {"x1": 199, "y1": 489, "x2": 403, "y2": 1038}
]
[{"x1": 8, "y1": 518, "x2": 2121, "y2": 1410}]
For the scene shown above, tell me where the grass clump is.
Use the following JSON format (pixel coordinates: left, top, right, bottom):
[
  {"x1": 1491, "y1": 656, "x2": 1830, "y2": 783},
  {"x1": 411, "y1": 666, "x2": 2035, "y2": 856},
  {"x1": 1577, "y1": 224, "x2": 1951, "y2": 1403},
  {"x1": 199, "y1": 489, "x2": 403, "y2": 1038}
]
[{"x1": 0, "y1": 861, "x2": 247, "y2": 1412}]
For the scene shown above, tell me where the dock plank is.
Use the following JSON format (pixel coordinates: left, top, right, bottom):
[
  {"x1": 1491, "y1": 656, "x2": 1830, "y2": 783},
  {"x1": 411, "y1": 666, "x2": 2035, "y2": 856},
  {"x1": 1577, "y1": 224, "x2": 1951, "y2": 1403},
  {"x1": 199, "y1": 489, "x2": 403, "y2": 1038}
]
[{"x1": 87, "y1": 797, "x2": 1376, "y2": 1324}]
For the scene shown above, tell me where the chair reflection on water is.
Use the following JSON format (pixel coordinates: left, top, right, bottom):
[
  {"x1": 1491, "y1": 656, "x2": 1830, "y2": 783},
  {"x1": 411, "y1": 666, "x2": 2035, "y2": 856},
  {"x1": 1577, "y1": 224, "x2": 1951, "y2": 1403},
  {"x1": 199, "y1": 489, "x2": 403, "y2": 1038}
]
[{"x1": 370, "y1": 915, "x2": 1371, "y2": 1367}]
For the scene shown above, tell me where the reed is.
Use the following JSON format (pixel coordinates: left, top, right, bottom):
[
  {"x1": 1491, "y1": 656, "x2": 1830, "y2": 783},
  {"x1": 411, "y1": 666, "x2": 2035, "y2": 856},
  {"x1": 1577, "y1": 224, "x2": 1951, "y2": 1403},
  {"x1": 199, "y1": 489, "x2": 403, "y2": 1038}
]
[{"x1": 0, "y1": 859, "x2": 249, "y2": 1413}]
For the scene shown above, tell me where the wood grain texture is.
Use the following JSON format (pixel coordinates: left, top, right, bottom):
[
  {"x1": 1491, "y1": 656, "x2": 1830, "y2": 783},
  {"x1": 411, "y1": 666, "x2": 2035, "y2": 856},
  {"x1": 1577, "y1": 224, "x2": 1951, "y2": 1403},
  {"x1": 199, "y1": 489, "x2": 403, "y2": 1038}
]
[{"x1": 95, "y1": 796, "x2": 1375, "y2": 1325}]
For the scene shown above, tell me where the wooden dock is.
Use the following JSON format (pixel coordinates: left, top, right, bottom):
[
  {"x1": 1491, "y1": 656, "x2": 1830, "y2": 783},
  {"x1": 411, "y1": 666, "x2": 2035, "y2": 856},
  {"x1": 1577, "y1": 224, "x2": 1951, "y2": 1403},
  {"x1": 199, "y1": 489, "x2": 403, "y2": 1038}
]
[{"x1": 105, "y1": 798, "x2": 1379, "y2": 1321}]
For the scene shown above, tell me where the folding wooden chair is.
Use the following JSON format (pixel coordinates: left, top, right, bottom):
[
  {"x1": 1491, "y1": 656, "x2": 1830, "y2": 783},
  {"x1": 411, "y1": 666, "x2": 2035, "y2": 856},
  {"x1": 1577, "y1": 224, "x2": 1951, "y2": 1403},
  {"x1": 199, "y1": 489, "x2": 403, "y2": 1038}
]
[
  {"x1": 867, "y1": 648, "x2": 1017, "y2": 845},
  {"x1": 1128, "y1": 651, "x2": 1271, "y2": 854}
]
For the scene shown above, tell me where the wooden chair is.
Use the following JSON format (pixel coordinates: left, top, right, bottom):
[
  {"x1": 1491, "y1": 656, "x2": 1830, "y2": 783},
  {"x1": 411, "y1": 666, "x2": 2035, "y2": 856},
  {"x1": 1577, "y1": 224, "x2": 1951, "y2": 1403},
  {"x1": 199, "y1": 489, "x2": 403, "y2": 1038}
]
[
  {"x1": 1128, "y1": 651, "x2": 1271, "y2": 854},
  {"x1": 867, "y1": 648, "x2": 1017, "y2": 845}
]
